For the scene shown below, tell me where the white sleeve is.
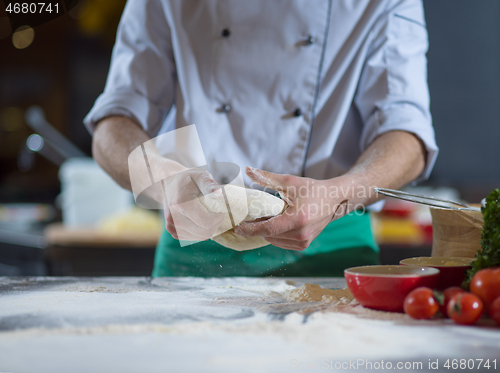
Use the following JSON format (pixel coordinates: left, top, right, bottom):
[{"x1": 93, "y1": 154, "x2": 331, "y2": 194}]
[
  {"x1": 355, "y1": 0, "x2": 438, "y2": 182},
  {"x1": 83, "y1": 0, "x2": 176, "y2": 137}
]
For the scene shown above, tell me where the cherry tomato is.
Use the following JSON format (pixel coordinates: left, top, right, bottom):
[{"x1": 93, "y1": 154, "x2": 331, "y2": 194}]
[
  {"x1": 470, "y1": 267, "x2": 500, "y2": 314},
  {"x1": 490, "y1": 297, "x2": 500, "y2": 326},
  {"x1": 440, "y1": 287, "x2": 466, "y2": 318},
  {"x1": 404, "y1": 287, "x2": 439, "y2": 319},
  {"x1": 447, "y1": 293, "x2": 483, "y2": 325}
]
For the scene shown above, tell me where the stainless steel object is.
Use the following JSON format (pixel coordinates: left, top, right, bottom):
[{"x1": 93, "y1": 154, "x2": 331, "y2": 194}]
[
  {"x1": 18, "y1": 134, "x2": 66, "y2": 171},
  {"x1": 374, "y1": 188, "x2": 481, "y2": 212},
  {"x1": 25, "y1": 106, "x2": 86, "y2": 159}
]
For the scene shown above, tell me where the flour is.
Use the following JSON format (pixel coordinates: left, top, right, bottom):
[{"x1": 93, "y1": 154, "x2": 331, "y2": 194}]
[
  {"x1": 285, "y1": 283, "x2": 354, "y2": 303},
  {"x1": 2, "y1": 276, "x2": 500, "y2": 373},
  {"x1": 62, "y1": 285, "x2": 153, "y2": 293},
  {"x1": 2, "y1": 310, "x2": 490, "y2": 365}
]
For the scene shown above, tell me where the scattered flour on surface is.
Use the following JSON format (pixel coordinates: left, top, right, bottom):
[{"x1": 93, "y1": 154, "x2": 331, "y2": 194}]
[{"x1": 285, "y1": 283, "x2": 354, "y2": 303}]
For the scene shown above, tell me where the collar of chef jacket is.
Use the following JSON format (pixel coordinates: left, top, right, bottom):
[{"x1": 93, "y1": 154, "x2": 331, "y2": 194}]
[{"x1": 84, "y1": 0, "x2": 438, "y2": 203}]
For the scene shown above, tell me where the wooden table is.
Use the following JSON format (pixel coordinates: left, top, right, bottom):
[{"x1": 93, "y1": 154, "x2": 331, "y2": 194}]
[
  {"x1": 1, "y1": 277, "x2": 499, "y2": 373},
  {"x1": 44, "y1": 223, "x2": 160, "y2": 248},
  {"x1": 43, "y1": 223, "x2": 158, "y2": 276}
]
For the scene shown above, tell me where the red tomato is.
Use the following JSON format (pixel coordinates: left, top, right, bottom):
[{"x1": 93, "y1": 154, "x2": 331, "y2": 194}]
[
  {"x1": 470, "y1": 267, "x2": 500, "y2": 314},
  {"x1": 447, "y1": 293, "x2": 484, "y2": 325},
  {"x1": 490, "y1": 297, "x2": 500, "y2": 326},
  {"x1": 440, "y1": 287, "x2": 466, "y2": 318},
  {"x1": 404, "y1": 287, "x2": 439, "y2": 319}
]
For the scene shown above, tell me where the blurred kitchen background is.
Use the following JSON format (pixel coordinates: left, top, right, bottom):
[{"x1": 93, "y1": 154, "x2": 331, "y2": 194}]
[{"x1": 0, "y1": 0, "x2": 499, "y2": 276}]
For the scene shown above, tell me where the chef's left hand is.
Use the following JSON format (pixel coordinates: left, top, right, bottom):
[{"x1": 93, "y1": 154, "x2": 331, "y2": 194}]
[{"x1": 234, "y1": 167, "x2": 360, "y2": 251}]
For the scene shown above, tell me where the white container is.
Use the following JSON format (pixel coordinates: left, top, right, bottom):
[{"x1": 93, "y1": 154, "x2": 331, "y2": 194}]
[{"x1": 59, "y1": 158, "x2": 133, "y2": 228}]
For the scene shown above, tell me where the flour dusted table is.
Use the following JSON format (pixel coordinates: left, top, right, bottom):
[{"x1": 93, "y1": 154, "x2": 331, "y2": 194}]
[{"x1": 1, "y1": 277, "x2": 499, "y2": 373}]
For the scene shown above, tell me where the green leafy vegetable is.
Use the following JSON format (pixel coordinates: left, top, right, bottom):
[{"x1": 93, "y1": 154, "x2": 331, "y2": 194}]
[{"x1": 464, "y1": 189, "x2": 500, "y2": 289}]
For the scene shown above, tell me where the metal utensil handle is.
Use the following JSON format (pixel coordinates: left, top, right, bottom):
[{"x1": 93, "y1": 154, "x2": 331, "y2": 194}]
[{"x1": 374, "y1": 188, "x2": 481, "y2": 212}]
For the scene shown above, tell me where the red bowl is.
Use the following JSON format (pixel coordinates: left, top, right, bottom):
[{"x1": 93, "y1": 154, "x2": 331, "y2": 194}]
[
  {"x1": 344, "y1": 265, "x2": 440, "y2": 312},
  {"x1": 400, "y1": 257, "x2": 473, "y2": 290}
]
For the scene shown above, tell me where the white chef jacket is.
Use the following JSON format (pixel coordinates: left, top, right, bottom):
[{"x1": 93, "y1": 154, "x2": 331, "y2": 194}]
[{"x1": 84, "y1": 0, "x2": 438, "y2": 188}]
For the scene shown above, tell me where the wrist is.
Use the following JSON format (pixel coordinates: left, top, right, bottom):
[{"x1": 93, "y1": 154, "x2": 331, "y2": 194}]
[{"x1": 324, "y1": 174, "x2": 375, "y2": 213}]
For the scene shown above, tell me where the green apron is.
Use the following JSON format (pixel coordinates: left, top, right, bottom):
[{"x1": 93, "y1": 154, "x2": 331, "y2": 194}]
[{"x1": 152, "y1": 212, "x2": 379, "y2": 277}]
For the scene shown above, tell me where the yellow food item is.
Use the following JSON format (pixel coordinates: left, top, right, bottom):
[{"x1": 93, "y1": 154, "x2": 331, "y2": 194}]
[
  {"x1": 99, "y1": 207, "x2": 162, "y2": 235},
  {"x1": 372, "y1": 217, "x2": 424, "y2": 244}
]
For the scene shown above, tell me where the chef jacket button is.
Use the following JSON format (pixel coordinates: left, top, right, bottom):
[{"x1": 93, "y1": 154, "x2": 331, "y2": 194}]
[
  {"x1": 293, "y1": 108, "x2": 302, "y2": 117},
  {"x1": 304, "y1": 35, "x2": 315, "y2": 45},
  {"x1": 221, "y1": 28, "x2": 231, "y2": 37},
  {"x1": 217, "y1": 104, "x2": 232, "y2": 113}
]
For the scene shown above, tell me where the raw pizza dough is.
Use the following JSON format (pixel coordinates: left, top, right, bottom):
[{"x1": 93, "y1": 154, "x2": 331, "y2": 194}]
[{"x1": 200, "y1": 185, "x2": 286, "y2": 251}]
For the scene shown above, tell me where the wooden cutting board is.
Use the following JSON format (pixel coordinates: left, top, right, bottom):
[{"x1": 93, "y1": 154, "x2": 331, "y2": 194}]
[{"x1": 430, "y1": 207, "x2": 483, "y2": 258}]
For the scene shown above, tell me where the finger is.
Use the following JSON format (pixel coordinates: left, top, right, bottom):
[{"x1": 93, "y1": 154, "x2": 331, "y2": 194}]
[
  {"x1": 175, "y1": 228, "x2": 212, "y2": 241},
  {"x1": 262, "y1": 237, "x2": 306, "y2": 251},
  {"x1": 245, "y1": 167, "x2": 295, "y2": 205},
  {"x1": 166, "y1": 223, "x2": 178, "y2": 239},
  {"x1": 192, "y1": 170, "x2": 222, "y2": 196},
  {"x1": 166, "y1": 220, "x2": 177, "y2": 234},
  {"x1": 245, "y1": 167, "x2": 285, "y2": 191},
  {"x1": 234, "y1": 213, "x2": 297, "y2": 237},
  {"x1": 270, "y1": 216, "x2": 331, "y2": 240},
  {"x1": 164, "y1": 206, "x2": 176, "y2": 225},
  {"x1": 164, "y1": 208, "x2": 179, "y2": 237}
]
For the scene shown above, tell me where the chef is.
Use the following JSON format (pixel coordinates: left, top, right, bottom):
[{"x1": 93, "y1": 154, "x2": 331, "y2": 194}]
[{"x1": 84, "y1": 0, "x2": 438, "y2": 277}]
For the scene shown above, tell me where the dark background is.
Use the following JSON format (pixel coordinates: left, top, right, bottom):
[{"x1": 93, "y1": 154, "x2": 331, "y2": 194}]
[{"x1": 424, "y1": 0, "x2": 500, "y2": 200}]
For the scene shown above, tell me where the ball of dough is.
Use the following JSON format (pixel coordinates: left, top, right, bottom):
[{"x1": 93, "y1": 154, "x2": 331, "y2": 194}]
[{"x1": 200, "y1": 185, "x2": 285, "y2": 251}]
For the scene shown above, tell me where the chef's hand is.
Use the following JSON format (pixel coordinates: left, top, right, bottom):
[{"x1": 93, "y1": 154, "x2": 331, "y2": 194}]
[
  {"x1": 163, "y1": 168, "x2": 224, "y2": 241},
  {"x1": 234, "y1": 167, "x2": 359, "y2": 251}
]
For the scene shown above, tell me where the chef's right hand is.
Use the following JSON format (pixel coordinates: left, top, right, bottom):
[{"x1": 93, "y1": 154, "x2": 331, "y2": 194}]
[{"x1": 163, "y1": 168, "x2": 224, "y2": 241}]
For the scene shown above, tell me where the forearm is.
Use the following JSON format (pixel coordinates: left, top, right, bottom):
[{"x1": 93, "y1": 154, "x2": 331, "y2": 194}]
[
  {"x1": 92, "y1": 116, "x2": 186, "y2": 197},
  {"x1": 334, "y1": 130, "x2": 426, "y2": 207}
]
